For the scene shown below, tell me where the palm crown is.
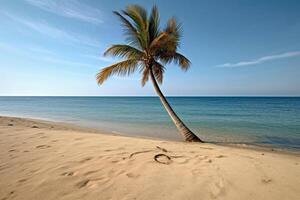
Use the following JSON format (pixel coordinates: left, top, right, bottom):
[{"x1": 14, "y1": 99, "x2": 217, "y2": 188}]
[{"x1": 96, "y1": 4, "x2": 191, "y2": 86}]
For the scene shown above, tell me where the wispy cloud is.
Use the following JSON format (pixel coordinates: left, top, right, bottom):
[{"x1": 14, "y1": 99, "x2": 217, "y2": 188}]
[
  {"x1": 25, "y1": 0, "x2": 103, "y2": 24},
  {"x1": 26, "y1": 45, "x2": 58, "y2": 55},
  {"x1": 0, "y1": 41, "x2": 95, "y2": 68},
  {"x1": 82, "y1": 54, "x2": 117, "y2": 63},
  {"x1": 2, "y1": 11, "x2": 100, "y2": 48},
  {"x1": 216, "y1": 51, "x2": 300, "y2": 68},
  {"x1": 41, "y1": 56, "x2": 93, "y2": 67}
]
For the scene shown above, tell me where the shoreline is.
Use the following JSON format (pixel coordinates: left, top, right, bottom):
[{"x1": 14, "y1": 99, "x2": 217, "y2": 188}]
[
  {"x1": 1, "y1": 96, "x2": 299, "y2": 151},
  {"x1": 1, "y1": 115, "x2": 299, "y2": 155},
  {"x1": 1, "y1": 116, "x2": 300, "y2": 199}
]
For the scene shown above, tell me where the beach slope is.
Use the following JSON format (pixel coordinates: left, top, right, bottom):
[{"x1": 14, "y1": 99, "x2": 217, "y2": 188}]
[{"x1": 0, "y1": 116, "x2": 299, "y2": 200}]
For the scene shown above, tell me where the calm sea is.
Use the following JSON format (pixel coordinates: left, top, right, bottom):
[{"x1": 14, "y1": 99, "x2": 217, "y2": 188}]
[{"x1": 0, "y1": 97, "x2": 299, "y2": 150}]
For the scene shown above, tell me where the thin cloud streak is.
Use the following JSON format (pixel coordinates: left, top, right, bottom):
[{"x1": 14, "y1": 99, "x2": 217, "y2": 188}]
[
  {"x1": 0, "y1": 41, "x2": 95, "y2": 68},
  {"x1": 25, "y1": 0, "x2": 103, "y2": 24},
  {"x1": 216, "y1": 51, "x2": 300, "y2": 68},
  {"x1": 2, "y1": 11, "x2": 100, "y2": 48},
  {"x1": 83, "y1": 54, "x2": 117, "y2": 63},
  {"x1": 41, "y1": 56, "x2": 93, "y2": 67}
]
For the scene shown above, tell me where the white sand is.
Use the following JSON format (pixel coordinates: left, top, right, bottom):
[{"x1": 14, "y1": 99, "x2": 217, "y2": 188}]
[{"x1": 0, "y1": 116, "x2": 299, "y2": 200}]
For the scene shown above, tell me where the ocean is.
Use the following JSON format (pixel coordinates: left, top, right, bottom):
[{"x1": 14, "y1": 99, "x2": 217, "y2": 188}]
[{"x1": 0, "y1": 96, "x2": 299, "y2": 150}]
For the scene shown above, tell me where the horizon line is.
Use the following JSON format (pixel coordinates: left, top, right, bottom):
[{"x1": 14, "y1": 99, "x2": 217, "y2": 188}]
[{"x1": 0, "y1": 95, "x2": 299, "y2": 98}]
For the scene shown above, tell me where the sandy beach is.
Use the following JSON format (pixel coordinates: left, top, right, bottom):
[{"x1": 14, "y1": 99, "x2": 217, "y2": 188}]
[{"x1": 0, "y1": 116, "x2": 299, "y2": 200}]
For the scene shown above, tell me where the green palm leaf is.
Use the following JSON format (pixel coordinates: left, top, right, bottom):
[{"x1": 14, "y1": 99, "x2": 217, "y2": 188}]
[
  {"x1": 158, "y1": 52, "x2": 190, "y2": 71},
  {"x1": 141, "y1": 67, "x2": 150, "y2": 86},
  {"x1": 113, "y1": 11, "x2": 142, "y2": 48},
  {"x1": 96, "y1": 59, "x2": 140, "y2": 85},
  {"x1": 148, "y1": 5, "x2": 160, "y2": 43},
  {"x1": 152, "y1": 61, "x2": 165, "y2": 84},
  {"x1": 104, "y1": 44, "x2": 144, "y2": 60},
  {"x1": 123, "y1": 5, "x2": 149, "y2": 49}
]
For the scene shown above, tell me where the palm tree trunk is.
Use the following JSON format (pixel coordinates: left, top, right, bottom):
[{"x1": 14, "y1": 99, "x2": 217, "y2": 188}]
[{"x1": 149, "y1": 67, "x2": 203, "y2": 142}]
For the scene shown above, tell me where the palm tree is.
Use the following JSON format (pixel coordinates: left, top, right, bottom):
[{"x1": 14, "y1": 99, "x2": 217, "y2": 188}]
[{"x1": 96, "y1": 5, "x2": 203, "y2": 142}]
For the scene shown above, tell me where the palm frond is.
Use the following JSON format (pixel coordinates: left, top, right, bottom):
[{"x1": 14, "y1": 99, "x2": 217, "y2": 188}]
[
  {"x1": 149, "y1": 18, "x2": 182, "y2": 56},
  {"x1": 148, "y1": 5, "x2": 160, "y2": 43},
  {"x1": 123, "y1": 5, "x2": 147, "y2": 31},
  {"x1": 149, "y1": 32, "x2": 168, "y2": 51},
  {"x1": 141, "y1": 67, "x2": 150, "y2": 86},
  {"x1": 152, "y1": 61, "x2": 165, "y2": 84},
  {"x1": 96, "y1": 59, "x2": 139, "y2": 85},
  {"x1": 172, "y1": 53, "x2": 191, "y2": 71},
  {"x1": 113, "y1": 11, "x2": 142, "y2": 48},
  {"x1": 158, "y1": 52, "x2": 191, "y2": 71},
  {"x1": 150, "y1": 17, "x2": 182, "y2": 54},
  {"x1": 165, "y1": 17, "x2": 182, "y2": 40},
  {"x1": 149, "y1": 31, "x2": 178, "y2": 57},
  {"x1": 141, "y1": 60, "x2": 164, "y2": 86},
  {"x1": 104, "y1": 44, "x2": 144, "y2": 59},
  {"x1": 123, "y1": 5, "x2": 149, "y2": 49}
]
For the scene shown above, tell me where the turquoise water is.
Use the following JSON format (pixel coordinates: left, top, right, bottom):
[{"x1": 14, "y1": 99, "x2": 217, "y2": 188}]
[{"x1": 0, "y1": 97, "x2": 299, "y2": 150}]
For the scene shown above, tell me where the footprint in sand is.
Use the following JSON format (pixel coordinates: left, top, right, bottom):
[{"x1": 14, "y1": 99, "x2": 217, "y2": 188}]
[
  {"x1": 61, "y1": 172, "x2": 75, "y2": 176},
  {"x1": 216, "y1": 155, "x2": 226, "y2": 158},
  {"x1": 110, "y1": 160, "x2": 121, "y2": 163},
  {"x1": 83, "y1": 170, "x2": 98, "y2": 176},
  {"x1": 261, "y1": 178, "x2": 272, "y2": 184},
  {"x1": 35, "y1": 145, "x2": 51, "y2": 149},
  {"x1": 79, "y1": 157, "x2": 93, "y2": 163},
  {"x1": 76, "y1": 179, "x2": 90, "y2": 188},
  {"x1": 126, "y1": 172, "x2": 140, "y2": 178},
  {"x1": 85, "y1": 178, "x2": 107, "y2": 189},
  {"x1": 2, "y1": 191, "x2": 15, "y2": 200},
  {"x1": 18, "y1": 179, "x2": 27, "y2": 183}
]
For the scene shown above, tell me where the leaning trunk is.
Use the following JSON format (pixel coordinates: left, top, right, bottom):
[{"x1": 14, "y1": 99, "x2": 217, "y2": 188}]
[{"x1": 149, "y1": 67, "x2": 203, "y2": 142}]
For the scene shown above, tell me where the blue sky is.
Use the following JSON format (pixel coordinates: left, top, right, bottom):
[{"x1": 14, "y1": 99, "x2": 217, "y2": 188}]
[{"x1": 1, "y1": 0, "x2": 300, "y2": 96}]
